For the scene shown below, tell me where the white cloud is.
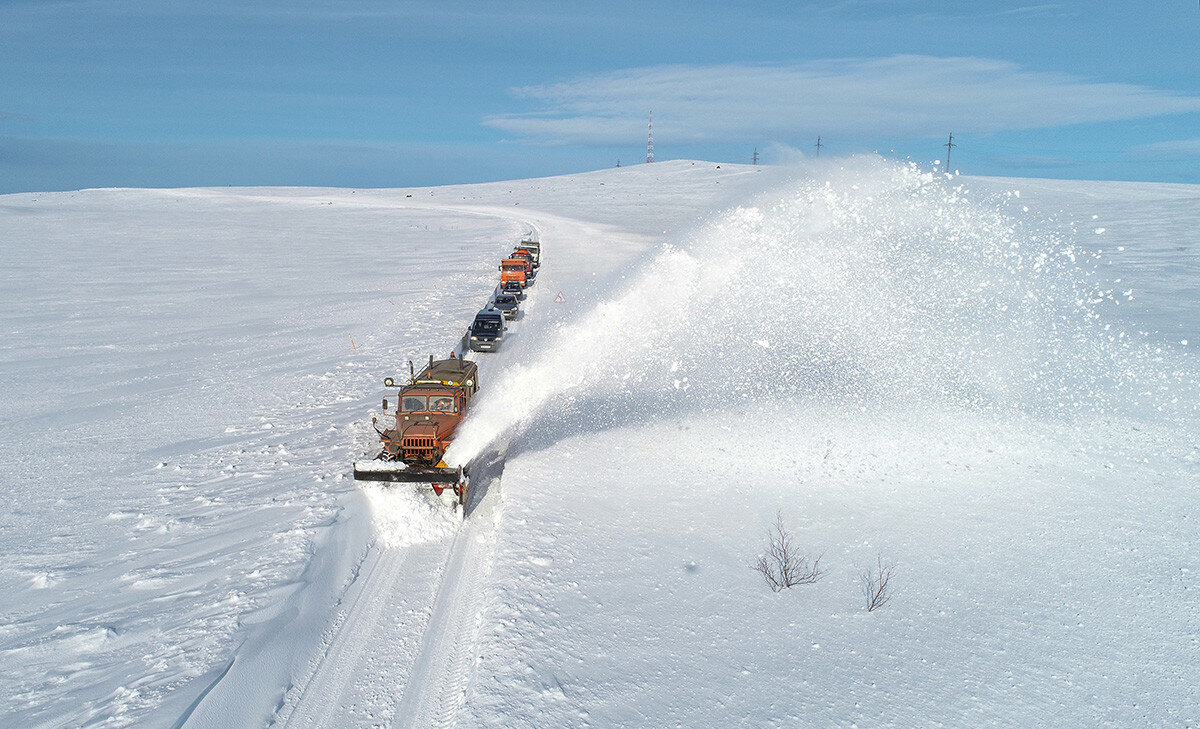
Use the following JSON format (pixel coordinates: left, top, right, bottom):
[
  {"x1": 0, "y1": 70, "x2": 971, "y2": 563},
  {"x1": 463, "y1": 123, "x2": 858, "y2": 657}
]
[
  {"x1": 1128, "y1": 138, "x2": 1200, "y2": 158},
  {"x1": 485, "y1": 56, "x2": 1200, "y2": 146},
  {"x1": 990, "y1": 4, "x2": 1066, "y2": 18}
]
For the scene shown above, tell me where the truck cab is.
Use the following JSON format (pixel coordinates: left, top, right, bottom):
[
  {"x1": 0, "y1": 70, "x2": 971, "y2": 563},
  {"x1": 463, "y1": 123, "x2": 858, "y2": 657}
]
[
  {"x1": 499, "y1": 258, "x2": 528, "y2": 288},
  {"x1": 375, "y1": 355, "x2": 478, "y2": 467},
  {"x1": 469, "y1": 308, "x2": 506, "y2": 351}
]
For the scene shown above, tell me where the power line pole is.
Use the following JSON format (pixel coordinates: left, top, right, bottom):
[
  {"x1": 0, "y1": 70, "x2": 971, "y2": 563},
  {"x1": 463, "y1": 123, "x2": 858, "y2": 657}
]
[
  {"x1": 814, "y1": 136, "x2": 823, "y2": 157},
  {"x1": 752, "y1": 148, "x2": 759, "y2": 165},
  {"x1": 646, "y1": 110, "x2": 654, "y2": 163},
  {"x1": 944, "y1": 133, "x2": 955, "y2": 170}
]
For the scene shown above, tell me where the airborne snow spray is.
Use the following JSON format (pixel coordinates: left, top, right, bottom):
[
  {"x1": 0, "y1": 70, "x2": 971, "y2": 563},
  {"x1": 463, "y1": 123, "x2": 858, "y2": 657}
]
[{"x1": 446, "y1": 156, "x2": 1196, "y2": 467}]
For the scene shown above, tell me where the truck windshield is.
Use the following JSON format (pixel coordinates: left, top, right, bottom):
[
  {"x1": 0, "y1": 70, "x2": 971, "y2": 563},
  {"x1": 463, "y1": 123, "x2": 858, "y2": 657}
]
[
  {"x1": 401, "y1": 395, "x2": 427, "y2": 412},
  {"x1": 429, "y1": 396, "x2": 457, "y2": 413},
  {"x1": 502, "y1": 264, "x2": 523, "y2": 271},
  {"x1": 474, "y1": 318, "x2": 502, "y2": 333}
]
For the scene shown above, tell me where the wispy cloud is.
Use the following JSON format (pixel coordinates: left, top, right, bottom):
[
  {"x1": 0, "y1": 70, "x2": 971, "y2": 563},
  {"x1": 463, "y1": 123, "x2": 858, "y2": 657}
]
[
  {"x1": 989, "y1": 4, "x2": 1066, "y2": 18},
  {"x1": 811, "y1": 1, "x2": 1067, "y2": 20},
  {"x1": 486, "y1": 56, "x2": 1200, "y2": 146},
  {"x1": 1128, "y1": 138, "x2": 1200, "y2": 159}
]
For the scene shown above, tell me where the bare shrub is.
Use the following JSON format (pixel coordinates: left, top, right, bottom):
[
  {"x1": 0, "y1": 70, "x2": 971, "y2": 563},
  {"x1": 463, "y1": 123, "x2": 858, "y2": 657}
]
[
  {"x1": 753, "y1": 511, "x2": 826, "y2": 592},
  {"x1": 861, "y1": 554, "x2": 897, "y2": 612}
]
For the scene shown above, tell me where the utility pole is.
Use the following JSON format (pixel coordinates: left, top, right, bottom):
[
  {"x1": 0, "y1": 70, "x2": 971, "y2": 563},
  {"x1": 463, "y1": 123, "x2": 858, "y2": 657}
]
[
  {"x1": 944, "y1": 133, "x2": 956, "y2": 170},
  {"x1": 814, "y1": 136, "x2": 823, "y2": 157},
  {"x1": 646, "y1": 110, "x2": 654, "y2": 163},
  {"x1": 752, "y1": 148, "x2": 759, "y2": 165}
]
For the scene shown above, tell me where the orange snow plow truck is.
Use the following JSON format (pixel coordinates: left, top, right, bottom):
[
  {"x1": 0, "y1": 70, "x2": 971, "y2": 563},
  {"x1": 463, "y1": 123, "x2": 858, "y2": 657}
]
[
  {"x1": 499, "y1": 257, "x2": 528, "y2": 288},
  {"x1": 353, "y1": 354, "x2": 476, "y2": 505}
]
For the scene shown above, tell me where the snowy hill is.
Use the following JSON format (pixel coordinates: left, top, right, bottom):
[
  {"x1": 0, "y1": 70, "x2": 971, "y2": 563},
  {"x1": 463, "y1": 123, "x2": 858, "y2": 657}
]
[{"x1": 0, "y1": 158, "x2": 1196, "y2": 727}]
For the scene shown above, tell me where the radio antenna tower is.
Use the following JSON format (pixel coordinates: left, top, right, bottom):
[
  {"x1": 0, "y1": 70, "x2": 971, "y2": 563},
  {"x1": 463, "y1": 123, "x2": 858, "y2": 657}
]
[{"x1": 646, "y1": 110, "x2": 654, "y2": 163}]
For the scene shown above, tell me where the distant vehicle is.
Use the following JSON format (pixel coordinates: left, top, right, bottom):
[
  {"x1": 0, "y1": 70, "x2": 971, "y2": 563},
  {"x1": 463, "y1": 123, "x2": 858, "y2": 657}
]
[
  {"x1": 510, "y1": 249, "x2": 536, "y2": 281},
  {"x1": 516, "y1": 238, "x2": 540, "y2": 268},
  {"x1": 468, "y1": 308, "x2": 506, "y2": 351},
  {"x1": 500, "y1": 279, "x2": 525, "y2": 301},
  {"x1": 492, "y1": 292, "x2": 519, "y2": 320},
  {"x1": 499, "y1": 257, "x2": 528, "y2": 288}
]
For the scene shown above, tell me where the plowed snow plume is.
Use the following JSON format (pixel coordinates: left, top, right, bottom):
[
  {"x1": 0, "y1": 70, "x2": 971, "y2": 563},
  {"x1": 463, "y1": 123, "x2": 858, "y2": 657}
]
[
  {"x1": 362, "y1": 484, "x2": 462, "y2": 547},
  {"x1": 447, "y1": 156, "x2": 1196, "y2": 465}
]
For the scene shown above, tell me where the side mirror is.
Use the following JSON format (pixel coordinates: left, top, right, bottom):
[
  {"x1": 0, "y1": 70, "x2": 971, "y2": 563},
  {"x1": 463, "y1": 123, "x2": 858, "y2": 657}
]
[
  {"x1": 382, "y1": 398, "x2": 389, "y2": 411},
  {"x1": 384, "y1": 377, "x2": 395, "y2": 387}
]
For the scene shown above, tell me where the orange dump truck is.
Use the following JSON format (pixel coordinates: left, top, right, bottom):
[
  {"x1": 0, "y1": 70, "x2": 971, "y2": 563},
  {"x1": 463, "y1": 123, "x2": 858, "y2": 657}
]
[
  {"x1": 510, "y1": 249, "x2": 536, "y2": 281},
  {"x1": 500, "y1": 257, "x2": 528, "y2": 288}
]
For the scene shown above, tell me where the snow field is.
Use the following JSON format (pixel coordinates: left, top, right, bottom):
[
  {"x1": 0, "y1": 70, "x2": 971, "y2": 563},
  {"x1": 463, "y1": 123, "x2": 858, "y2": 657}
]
[
  {"x1": 970, "y1": 175, "x2": 1200, "y2": 347},
  {"x1": 0, "y1": 159, "x2": 1195, "y2": 727},
  {"x1": 0, "y1": 188, "x2": 526, "y2": 726},
  {"x1": 449, "y1": 158, "x2": 1198, "y2": 727},
  {"x1": 467, "y1": 407, "x2": 1197, "y2": 728}
]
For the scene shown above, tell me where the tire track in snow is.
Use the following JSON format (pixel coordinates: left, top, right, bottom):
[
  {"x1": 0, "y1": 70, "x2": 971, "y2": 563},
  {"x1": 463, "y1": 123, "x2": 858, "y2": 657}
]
[
  {"x1": 391, "y1": 459, "x2": 504, "y2": 729},
  {"x1": 276, "y1": 540, "x2": 408, "y2": 728}
]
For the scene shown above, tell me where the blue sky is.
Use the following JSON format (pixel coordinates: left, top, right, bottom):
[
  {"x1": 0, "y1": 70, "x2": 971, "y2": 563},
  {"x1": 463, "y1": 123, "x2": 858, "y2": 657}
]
[{"x1": 1, "y1": 1, "x2": 1198, "y2": 192}]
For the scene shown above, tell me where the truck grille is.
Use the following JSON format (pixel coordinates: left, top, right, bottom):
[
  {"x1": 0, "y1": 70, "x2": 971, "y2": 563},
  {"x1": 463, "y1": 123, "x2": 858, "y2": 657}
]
[
  {"x1": 401, "y1": 434, "x2": 438, "y2": 466},
  {"x1": 402, "y1": 435, "x2": 435, "y2": 450}
]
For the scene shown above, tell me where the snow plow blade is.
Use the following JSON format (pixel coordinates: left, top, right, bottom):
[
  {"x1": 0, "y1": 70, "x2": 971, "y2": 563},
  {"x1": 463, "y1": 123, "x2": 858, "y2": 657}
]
[{"x1": 353, "y1": 462, "x2": 465, "y2": 484}]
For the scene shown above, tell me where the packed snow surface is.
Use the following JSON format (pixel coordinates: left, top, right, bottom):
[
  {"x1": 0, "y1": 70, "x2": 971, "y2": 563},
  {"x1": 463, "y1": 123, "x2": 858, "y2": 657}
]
[{"x1": 0, "y1": 158, "x2": 1196, "y2": 728}]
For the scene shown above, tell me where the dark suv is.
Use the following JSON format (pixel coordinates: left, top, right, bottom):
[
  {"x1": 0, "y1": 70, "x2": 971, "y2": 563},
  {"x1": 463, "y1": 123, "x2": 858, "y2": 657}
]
[
  {"x1": 468, "y1": 308, "x2": 506, "y2": 352},
  {"x1": 500, "y1": 279, "x2": 525, "y2": 301},
  {"x1": 493, "y1": 293, "x2": 520, "y2": 320}
]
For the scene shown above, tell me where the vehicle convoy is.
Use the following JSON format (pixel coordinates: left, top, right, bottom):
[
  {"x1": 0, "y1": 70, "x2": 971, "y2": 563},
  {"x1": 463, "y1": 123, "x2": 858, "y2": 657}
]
[
  {"x1": 492, "y1": 292, "x2": 519, "y2": 320},
  {"x1": 469, "y1": 307, "x2": 506, "y2": 351},
  {"x1": 353, "y1": 354, "x2": 477, "y2": 504},
  {"x1": 499, "y1": 258, "x2": 528, "y2": 288},
  {"x1": 353, "y1": 237, "x2": 543, "y2": 508}
]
